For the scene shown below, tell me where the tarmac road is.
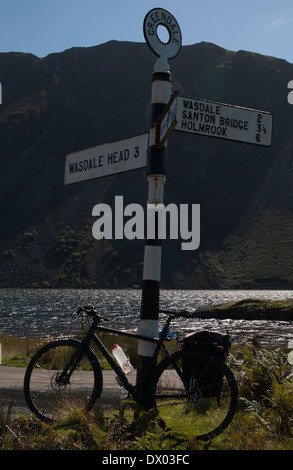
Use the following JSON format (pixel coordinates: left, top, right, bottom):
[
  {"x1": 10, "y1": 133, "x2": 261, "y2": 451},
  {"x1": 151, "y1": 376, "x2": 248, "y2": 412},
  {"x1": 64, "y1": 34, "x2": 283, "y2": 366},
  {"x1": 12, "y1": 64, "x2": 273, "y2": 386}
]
[{"x1": 0, "y1": 365, "x2": 137, "y2": 416}]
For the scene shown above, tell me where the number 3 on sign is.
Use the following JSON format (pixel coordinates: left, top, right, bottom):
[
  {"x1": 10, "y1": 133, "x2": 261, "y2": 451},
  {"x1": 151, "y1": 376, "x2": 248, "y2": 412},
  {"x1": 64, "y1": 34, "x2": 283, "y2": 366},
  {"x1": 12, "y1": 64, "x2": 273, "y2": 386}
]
[
  {"x1": 134, "y1": 146, "x2": 139, "y2": 158},
  {"x1": 287, "y1": 80, "x2": 293, "y2": 104}
]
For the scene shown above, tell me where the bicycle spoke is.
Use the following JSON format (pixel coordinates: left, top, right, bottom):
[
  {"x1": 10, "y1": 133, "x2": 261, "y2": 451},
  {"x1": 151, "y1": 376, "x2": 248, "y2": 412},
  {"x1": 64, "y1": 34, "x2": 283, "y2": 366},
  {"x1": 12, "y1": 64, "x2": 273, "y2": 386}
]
[
  {"x1": 24, "y1": 339, "x2": 102, "y2": 422},
  {"x1": 148, "y1": 350, "x2": 238, "y2": 441}
]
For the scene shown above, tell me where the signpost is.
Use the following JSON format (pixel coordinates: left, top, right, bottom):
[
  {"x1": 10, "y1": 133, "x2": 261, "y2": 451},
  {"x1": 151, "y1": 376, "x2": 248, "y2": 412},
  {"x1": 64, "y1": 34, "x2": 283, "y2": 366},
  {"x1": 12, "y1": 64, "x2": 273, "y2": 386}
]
[
  {"x1": 136, "y1": 9, "x2": 182, "y2": 387},
  {"x1": 175, "y1": 96, "x2": 273, "y2": 146},
  {"x1": 64, "y1": 133, "x2": 148, "y2": 185},
  {"x1": 63, "y1": 7, "x2": 274, "y2": 395},
  {"x1": 143, "y1": 8, "x2": 182, "y2": 59}
]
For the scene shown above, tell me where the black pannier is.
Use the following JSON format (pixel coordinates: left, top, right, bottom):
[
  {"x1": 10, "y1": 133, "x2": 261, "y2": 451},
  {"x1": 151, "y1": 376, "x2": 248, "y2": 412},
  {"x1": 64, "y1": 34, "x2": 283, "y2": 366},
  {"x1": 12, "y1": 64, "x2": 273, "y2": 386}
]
[{"x1": 182, "y1": 330, "x2": 231, "y2": 397}]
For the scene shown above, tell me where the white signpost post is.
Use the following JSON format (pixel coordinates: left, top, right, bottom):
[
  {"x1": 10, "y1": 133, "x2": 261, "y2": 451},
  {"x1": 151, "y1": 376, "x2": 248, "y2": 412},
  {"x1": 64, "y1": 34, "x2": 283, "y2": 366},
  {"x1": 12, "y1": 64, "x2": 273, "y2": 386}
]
[{"x1": 137, "y1": 9, "x2": 182, "y2": 386}]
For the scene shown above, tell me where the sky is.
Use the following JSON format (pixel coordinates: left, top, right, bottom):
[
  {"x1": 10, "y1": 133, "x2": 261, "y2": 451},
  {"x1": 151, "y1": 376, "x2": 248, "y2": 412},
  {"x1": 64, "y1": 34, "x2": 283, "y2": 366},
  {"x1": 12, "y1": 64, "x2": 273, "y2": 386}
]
[{"x1": 0, "y1": 0, "x2": 293, "y2": 62}]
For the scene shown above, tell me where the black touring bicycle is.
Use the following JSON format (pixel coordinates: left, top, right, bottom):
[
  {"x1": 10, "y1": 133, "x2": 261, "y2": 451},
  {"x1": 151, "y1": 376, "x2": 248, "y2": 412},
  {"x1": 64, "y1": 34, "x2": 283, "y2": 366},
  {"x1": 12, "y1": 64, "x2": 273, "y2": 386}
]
[{"x1": 24, "y1": 305, "x2": 238, "y2": 441}]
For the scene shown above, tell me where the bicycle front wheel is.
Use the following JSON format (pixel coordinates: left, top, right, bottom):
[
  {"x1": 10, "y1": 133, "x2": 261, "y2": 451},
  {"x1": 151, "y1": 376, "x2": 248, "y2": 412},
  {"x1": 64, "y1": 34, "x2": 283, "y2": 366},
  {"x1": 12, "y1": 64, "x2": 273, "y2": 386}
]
[
  {"x1": 24, "y1": 339, "x2": 103, "y2": 422},
  {"x1": 147, "y1": 349, "x2": 238, "y2": 441}
]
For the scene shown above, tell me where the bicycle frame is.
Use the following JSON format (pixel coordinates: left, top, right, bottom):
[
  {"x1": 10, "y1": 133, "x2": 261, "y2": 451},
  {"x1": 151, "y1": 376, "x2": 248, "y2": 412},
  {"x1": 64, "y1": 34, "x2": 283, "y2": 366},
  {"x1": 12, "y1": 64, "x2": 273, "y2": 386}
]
[{"x1": 76, "y1": 313, "x2": 176, "y2": 404}]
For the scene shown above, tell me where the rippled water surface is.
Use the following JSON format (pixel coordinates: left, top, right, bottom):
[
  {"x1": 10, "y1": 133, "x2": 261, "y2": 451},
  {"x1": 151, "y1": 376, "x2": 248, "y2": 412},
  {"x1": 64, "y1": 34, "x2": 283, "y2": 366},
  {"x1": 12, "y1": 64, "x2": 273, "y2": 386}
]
[{"x1": 0, "y1": 289, "x2": 293, "y2": 347}]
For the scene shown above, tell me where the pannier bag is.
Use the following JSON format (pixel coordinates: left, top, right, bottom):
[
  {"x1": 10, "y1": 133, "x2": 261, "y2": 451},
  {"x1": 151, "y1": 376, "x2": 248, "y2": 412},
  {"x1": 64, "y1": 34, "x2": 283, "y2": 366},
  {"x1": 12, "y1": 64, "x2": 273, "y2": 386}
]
[{"x1": 182, "y1": 330, "x2": 231, "y2": 397}]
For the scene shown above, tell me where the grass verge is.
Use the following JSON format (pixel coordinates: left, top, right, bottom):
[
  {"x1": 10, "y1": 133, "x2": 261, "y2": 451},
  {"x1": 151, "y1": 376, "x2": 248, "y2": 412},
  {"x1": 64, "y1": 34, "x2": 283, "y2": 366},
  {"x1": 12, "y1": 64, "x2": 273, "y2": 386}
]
[{"x1": 0, "y1": 340, "x2": 292, "y2": 450}]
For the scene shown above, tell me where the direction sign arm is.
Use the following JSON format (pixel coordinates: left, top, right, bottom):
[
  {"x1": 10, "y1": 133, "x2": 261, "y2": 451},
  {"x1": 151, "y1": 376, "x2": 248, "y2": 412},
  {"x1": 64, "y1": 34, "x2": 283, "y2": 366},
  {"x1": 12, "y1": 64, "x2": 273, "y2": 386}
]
[
  {"x1": 155, "y1": 90, "x2": 179, "y2": 126},
  {"x1": 155, "y1": 90, "x2": 178, "y2": 148}
]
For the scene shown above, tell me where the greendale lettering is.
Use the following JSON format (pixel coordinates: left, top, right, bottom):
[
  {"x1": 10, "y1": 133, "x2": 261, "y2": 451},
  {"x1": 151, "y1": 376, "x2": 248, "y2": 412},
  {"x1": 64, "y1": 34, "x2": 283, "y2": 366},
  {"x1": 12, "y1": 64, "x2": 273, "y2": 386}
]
[
  {"x1": 143, "y1": 8, "x2": 182, "y2": 59},
  {"x1": 146, "y1": 9, "x2": 180, "y2": 46}
]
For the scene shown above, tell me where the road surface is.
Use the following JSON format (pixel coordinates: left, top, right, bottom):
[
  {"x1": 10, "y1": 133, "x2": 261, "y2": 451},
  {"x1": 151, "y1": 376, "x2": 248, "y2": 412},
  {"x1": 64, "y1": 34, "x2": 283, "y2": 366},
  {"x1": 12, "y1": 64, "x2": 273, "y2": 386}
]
[{"x1": 0, "y1": 365, "x2": 136, "y2": 415}]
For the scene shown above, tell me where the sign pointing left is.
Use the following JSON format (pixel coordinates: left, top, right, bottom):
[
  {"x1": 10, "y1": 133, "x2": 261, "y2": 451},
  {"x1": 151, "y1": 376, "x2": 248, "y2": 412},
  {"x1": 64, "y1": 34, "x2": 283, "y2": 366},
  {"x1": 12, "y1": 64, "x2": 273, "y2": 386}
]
[{"x1": 64, "y1": 133, "x2": 149, "y2": 185}]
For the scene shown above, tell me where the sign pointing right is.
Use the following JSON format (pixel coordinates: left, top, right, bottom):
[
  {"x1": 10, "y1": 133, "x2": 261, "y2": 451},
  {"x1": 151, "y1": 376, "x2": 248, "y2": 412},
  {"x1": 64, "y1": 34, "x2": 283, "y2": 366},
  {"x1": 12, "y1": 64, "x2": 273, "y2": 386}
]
[{"x1": 175, "y1": 96, "x2": 273, "y2": 146}]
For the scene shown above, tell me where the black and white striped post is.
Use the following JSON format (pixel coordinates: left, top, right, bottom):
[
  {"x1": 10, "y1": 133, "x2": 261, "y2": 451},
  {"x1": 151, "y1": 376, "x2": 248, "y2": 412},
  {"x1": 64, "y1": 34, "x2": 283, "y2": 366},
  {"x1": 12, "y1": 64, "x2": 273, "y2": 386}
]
[{"x1": 136, "y1": 9, "x2": 182, "y2": 389}]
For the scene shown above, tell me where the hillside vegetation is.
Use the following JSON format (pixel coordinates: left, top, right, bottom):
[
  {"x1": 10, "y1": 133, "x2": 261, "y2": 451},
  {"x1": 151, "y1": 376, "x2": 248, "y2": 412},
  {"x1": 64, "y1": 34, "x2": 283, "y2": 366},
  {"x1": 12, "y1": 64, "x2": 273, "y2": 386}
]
[{"x1": 1, "y1": 41, "x2": 293, "y2": 288}]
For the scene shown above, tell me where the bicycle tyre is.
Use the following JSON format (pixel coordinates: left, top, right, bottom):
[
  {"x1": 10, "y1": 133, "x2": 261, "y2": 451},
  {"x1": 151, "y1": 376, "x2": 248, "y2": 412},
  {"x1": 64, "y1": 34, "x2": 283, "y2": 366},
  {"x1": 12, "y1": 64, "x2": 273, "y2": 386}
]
[
  {"x1": 24, "y1": 339, "x2": 103, "y2": 422},
  {"x1": 147, "y1": 349, "x2": 238, "y2": 441}
]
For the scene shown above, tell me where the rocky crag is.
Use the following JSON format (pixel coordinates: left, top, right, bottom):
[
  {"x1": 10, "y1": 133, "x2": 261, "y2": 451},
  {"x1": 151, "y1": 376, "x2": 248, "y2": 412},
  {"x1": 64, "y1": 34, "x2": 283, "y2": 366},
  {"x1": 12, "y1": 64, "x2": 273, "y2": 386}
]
[{"x1": 1, "y1": 41, "x2": 293, "y2": 289}]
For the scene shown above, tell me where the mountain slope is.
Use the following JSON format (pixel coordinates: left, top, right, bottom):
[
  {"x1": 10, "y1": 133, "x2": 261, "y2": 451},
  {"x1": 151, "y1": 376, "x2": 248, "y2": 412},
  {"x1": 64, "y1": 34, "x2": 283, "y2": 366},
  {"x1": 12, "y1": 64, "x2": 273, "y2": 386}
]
[{"x1": 1, "y1": 41, "x2": 293, "y2": 288}]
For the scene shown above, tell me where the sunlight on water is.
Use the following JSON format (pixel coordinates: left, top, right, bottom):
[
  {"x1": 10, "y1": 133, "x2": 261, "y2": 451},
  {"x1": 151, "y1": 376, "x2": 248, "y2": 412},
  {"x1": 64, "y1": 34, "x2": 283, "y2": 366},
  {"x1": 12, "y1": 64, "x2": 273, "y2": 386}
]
[{"x1": 0, "y1": 289, "x2": 292, "y2": 346}]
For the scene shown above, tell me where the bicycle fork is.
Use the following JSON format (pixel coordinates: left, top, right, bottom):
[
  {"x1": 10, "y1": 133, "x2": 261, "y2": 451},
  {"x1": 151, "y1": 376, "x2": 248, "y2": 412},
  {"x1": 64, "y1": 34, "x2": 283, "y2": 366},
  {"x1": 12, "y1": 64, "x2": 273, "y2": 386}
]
[{"x1": 56, "y1": 327, "x2": 94, "y2": 386}]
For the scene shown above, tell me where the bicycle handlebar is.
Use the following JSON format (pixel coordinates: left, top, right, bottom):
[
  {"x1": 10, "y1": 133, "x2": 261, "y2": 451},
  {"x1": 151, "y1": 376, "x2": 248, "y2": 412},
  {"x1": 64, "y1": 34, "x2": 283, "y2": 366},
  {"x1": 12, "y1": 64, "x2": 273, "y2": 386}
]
[
  {"x1": 75, "y1": 306, "x2": 190, "y2": 323},
  {"x1": 76, "y1": 305, "x2": 110, "y2": 322}
]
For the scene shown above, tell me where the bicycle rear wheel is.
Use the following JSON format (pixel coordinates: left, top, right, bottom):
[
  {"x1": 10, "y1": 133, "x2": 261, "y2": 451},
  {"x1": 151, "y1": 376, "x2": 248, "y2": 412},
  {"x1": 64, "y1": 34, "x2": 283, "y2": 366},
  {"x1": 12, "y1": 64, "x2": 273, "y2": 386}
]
[
  {"x1": 147, "y1": 349, "x2": 238, "y2": 441},
  {"x1": 24, "y1": 339, "x2": 103, "y2": 422}
]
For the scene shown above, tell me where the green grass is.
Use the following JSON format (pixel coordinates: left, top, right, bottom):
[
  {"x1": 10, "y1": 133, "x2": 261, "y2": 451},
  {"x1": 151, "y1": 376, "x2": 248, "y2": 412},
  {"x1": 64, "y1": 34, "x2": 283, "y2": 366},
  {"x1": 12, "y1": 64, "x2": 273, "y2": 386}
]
[
  {"x1": 0, "y1": 333, "x2": 40, "y2": 367},
  {"x1": 0, "y1": 340, "x2": 292, "y2": 450}
]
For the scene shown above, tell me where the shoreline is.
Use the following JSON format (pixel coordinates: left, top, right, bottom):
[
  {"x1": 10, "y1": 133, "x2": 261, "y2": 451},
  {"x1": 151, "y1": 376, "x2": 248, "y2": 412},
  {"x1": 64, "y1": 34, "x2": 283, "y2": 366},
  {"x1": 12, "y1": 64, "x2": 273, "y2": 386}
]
[{"x1": 188, "y1": 298, "x2": 293, "y2": 321}]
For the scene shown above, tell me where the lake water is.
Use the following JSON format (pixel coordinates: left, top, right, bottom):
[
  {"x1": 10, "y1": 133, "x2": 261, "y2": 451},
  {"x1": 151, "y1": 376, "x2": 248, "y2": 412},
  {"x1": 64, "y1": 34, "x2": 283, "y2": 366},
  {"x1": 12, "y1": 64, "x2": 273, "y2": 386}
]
[{"x1": 0, "y1": 288, "x2": 293, "y2": 347}]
